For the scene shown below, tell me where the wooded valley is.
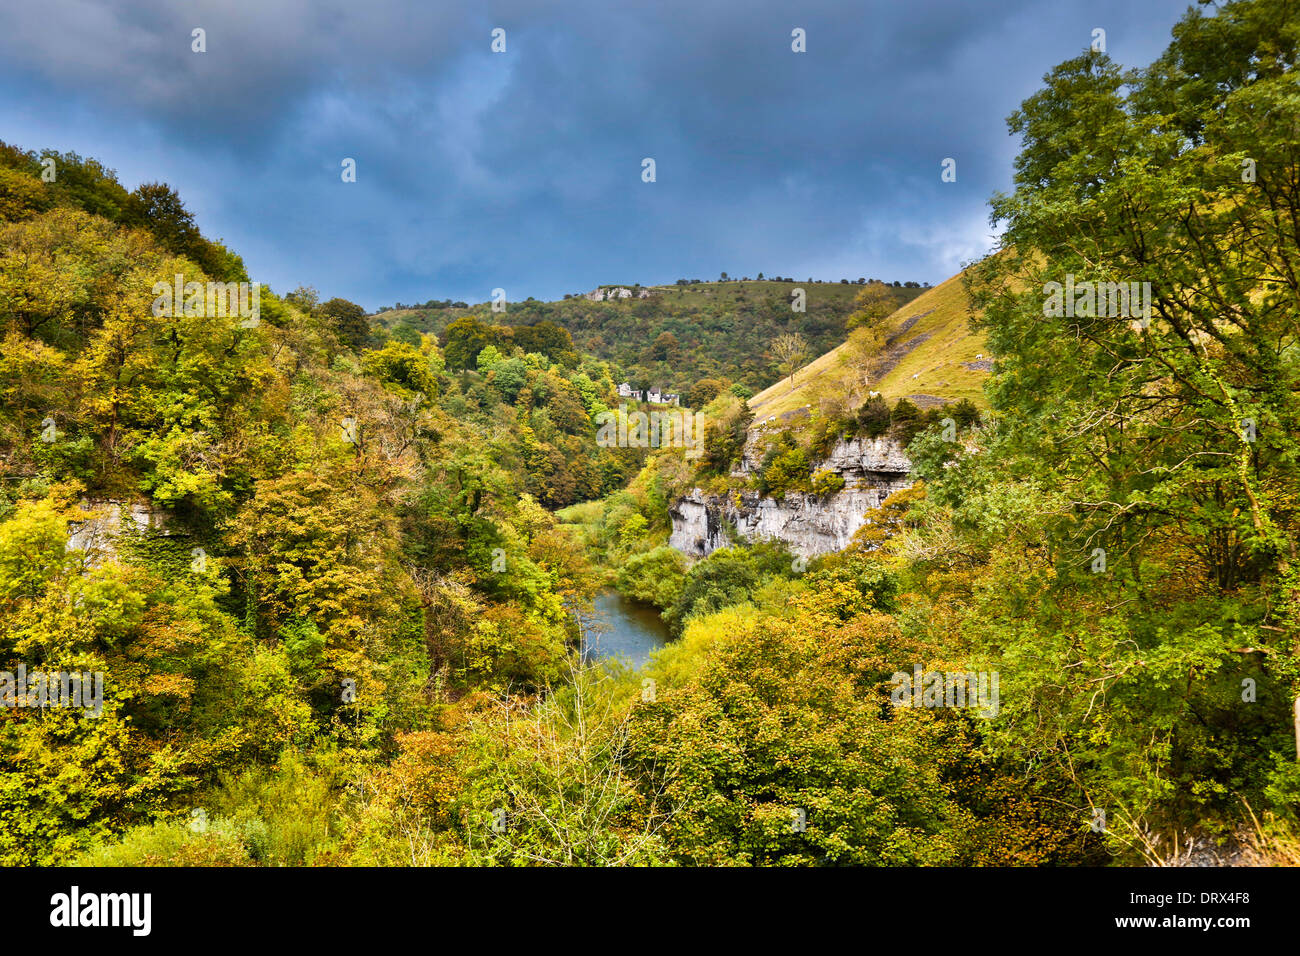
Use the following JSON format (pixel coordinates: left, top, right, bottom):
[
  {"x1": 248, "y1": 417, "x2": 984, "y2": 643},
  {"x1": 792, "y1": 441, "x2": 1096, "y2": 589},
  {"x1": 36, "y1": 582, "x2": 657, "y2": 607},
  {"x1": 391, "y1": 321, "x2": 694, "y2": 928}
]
[{"x1": 0, "y1": 0, "x2": 1297, "y2": 869}]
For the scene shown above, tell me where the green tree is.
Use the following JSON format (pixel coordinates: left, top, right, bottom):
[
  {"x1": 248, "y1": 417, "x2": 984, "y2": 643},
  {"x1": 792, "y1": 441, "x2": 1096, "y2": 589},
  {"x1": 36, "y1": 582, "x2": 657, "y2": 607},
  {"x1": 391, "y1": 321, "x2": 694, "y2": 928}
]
[
  {"x1": 945, "y1": 0, "x2": 1300, "y2": 851},
  {"x1": 615, "y1": 546, "x2": 686, "y2": 610},
  {"x1": 442, "y1": 315, "x2": 497, "y2": 371},
  {"x1": 319, "y1": 297, "x2": 370, "y2": 352},
  {"x1": 857, "y1": 394, "x2": 891, "y2": 438},
  {"x1": 888, "y1": 398, "x2": 923, "y2": 445}
]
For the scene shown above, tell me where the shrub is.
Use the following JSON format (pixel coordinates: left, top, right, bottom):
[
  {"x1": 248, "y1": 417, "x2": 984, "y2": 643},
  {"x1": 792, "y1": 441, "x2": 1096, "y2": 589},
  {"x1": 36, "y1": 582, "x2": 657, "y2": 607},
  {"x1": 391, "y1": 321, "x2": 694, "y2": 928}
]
[
  {"x1": 950, "y1": 398, "x2": 980, "y2": 429},
  {"x1": 889, "y1": 398, "x2": 924, "y2": 444},
  {"x1": 76, "y1": 819, "x2": 254, "y2": 867},
  {"x1": 808, "y1": 413, "x2": 855, "y2": 460},
  {"x1": 857, "y1": 395, "x2": 891, "y2": 438},
  {"x1": 811, "y1": 469, "x2": 846, "y2": 497},
  {"x1": 616, "y1": 546, "x2": 686, "y2": 610},
  {"x1": 664, "y1": 541, "x2": 795, "y2": 636},
  {"x1": 756, "y1": 434, "x2": 810, "y2": 499}
]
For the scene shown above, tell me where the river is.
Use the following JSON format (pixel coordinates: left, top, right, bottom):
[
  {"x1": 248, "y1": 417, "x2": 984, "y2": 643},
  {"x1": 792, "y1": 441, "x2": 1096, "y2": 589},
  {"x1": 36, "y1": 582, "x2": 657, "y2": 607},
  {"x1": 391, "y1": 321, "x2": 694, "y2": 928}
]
[{"x1": 580, "y1": 589, "x2": 671, "y2": 668}]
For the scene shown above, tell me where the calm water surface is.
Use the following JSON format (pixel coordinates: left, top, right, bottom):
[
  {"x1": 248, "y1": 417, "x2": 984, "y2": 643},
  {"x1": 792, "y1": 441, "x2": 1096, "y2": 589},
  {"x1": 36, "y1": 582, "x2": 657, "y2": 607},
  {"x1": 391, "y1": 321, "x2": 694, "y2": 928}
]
[{"x1": 581, "y1": 590, "x2": 670, "y2": 668}]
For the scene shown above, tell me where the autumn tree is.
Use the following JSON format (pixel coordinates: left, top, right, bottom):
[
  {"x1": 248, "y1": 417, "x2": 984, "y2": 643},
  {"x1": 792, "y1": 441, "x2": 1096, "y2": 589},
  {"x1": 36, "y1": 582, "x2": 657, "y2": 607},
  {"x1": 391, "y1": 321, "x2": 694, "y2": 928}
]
[
  {"x1": 838, "y1": 326, "x2": 886, "y2": 405},
  {"x1": 847, "y1": 280, "x2": 896, "y2": 331},
  {"x1": 770, "y1": 332, "x2": 808, "y2": 392}
]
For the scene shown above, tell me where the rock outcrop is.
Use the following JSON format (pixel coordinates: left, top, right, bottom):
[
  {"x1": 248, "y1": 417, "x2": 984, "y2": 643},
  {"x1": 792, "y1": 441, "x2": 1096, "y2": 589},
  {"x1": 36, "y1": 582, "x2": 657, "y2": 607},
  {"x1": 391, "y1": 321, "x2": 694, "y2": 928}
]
[
  {"x1": 66, "y1": 499, "x2": 176, "y2": 564},
  {"x1": 669, "y1": 437, "x2": 912, "y2": 559}
]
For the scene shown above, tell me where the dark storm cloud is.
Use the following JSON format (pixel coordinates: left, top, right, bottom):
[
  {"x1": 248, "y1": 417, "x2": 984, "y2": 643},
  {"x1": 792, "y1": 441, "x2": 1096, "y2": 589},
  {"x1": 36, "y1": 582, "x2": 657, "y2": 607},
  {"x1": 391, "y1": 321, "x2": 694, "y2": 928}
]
[{"x1": 0, "y1": 0, "x2": 1195, "y2": 308}]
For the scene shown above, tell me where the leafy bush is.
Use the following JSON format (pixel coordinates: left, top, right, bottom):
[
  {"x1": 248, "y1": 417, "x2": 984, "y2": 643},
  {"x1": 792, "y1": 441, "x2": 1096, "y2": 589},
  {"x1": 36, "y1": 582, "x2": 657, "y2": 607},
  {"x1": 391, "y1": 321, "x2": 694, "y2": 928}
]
[
  {"x1": 888, "y1": 398, "x2": 924, "y2": 444},
  {"x1": 856, "y1": 394, "x2": 892, "y2": 438},
  {"x1": 76, "y1": 819, "x2": 254, "y2": 867},
  {"x1": 810, "y1": 469, "x2": 846, "y2": 497},
  {"x1": 808, "y1": 412, "x2": 856, "y2": 460},
  {"x1": 756, "y1": 434, "x2": 811, "y2": 498},
  {"x1": 615, "y1": 546, "x2": 686, "y2": 610},
  {"x1": 664, "y1": 541, "x2": 795, "y2": 636},
  {"x1": 628, "y1": 610, "x2": 971, "y2": 865}
]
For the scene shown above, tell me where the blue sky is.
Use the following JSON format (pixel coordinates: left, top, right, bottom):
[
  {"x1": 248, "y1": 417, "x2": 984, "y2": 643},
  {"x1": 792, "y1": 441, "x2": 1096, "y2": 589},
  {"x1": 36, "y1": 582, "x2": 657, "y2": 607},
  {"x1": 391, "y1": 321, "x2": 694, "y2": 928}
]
[{"x1": 0, "y1": 0, "x2": 1196, "y2": 310}]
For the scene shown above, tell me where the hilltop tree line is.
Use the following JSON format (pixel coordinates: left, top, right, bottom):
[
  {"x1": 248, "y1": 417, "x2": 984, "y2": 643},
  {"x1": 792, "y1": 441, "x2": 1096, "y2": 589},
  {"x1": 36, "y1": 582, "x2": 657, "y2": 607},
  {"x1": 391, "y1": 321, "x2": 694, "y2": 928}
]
[
  {"x1": 671, "y1": 275, "x2": 930, "y2": 287},
  {"x1": 0, "y1": 142, "x2": 248, "y2": 285},
  {"x1": 375, "y1": 279, "x2": 925, "y2": 401}
]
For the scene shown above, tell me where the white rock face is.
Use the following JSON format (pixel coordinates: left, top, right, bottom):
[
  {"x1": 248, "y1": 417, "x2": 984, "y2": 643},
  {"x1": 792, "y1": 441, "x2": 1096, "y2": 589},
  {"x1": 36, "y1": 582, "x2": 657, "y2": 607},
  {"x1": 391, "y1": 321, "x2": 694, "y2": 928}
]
[
  {"x1": 66, "y1": 500, "x2": 174, "y2": 564},
  {"x1": 670, "y1": 437, "x2": 913, "y2": 559},
  {"x1": 819, "y1": 436, "x2": 912, "y2": 478}
]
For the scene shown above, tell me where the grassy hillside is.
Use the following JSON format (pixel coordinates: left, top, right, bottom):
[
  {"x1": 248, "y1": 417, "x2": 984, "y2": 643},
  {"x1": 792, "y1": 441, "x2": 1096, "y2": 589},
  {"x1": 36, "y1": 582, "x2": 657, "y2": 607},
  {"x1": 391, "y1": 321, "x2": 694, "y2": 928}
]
[
  {"x1": 747, "y1": 270, "x2": 988, "y2": 423},
  {"x1": 373, "y1": 279, "x2": 926, "y2": 398}
]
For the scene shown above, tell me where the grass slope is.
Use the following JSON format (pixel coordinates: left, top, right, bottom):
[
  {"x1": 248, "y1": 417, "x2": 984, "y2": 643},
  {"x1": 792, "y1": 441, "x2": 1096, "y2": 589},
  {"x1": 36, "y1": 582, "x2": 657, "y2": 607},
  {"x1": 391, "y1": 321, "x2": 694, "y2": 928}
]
[{"x1": 747, "y1": 270, "x2": 988, "y2": 422}]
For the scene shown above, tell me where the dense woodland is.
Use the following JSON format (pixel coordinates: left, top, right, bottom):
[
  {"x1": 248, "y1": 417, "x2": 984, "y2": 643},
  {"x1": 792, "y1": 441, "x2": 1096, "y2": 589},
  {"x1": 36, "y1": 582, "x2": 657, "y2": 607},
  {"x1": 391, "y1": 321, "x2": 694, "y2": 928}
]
[
  {"x1": 374, "y1": 278, "x2": 925, "y2": 399},
  {"x1": 0, "y1": 0, "x2": 1298, "y2": 867}
]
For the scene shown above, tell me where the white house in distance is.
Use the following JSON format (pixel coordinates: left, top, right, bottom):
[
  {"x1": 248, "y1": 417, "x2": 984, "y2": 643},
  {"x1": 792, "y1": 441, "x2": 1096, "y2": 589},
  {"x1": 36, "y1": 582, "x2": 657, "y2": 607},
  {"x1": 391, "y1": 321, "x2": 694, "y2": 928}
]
[
  {"x1": 585, "y1": 286, "x2": 653, "y2": 302},
  {"x1": 617, "y1": 383, "x2": 680, "y2": 406},
  {"x1": 647, "y1": 387, "x2": 681, "y2": 406}
]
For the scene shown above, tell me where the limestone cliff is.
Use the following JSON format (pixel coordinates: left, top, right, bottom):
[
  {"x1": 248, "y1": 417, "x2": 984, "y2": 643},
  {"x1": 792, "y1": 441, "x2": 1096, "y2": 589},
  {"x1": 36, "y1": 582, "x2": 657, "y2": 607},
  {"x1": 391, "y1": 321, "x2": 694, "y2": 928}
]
[
  {"x1": 668, "y1": 436, "x2": 912, "y2": 559},
  {"x1": 66, "y1": 499, "x2": 176, "y2": 564}
]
